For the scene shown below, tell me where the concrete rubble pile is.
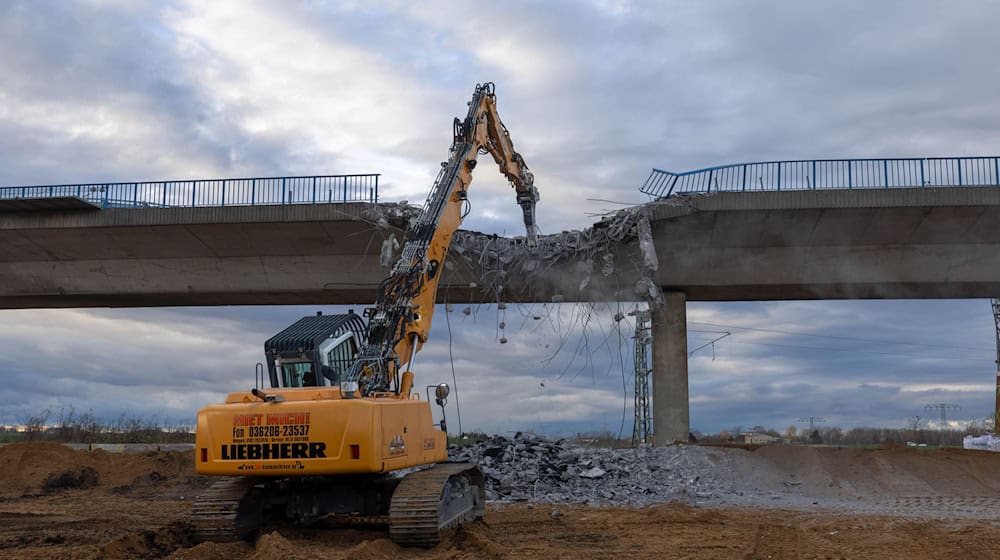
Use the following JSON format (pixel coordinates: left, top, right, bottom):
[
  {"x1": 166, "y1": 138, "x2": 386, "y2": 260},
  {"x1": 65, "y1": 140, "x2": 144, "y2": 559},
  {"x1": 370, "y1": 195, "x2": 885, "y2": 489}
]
[
  {"x1": 364, "y1": 201, "x2": 421, "y2": 230},
  {"x1": 449, "y1": 205, "x2": 662, "y2": 304},
  {"x1": 448, "y1": 432, "x2": 742, "y2": 506}
]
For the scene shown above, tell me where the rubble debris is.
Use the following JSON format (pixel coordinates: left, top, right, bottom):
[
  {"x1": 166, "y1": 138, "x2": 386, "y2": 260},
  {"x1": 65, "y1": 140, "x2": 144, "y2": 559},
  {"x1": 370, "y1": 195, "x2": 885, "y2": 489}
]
[
  {"x1": 579, "y1": 467, "x2": 606, "y2": 479},
  {"x1": 362, "y1": 195, "x2": 711, "y2": 305},
  {"x1": 378, "y1": 234, "x2": 400, "y2": 268},
  {"x1": 636, "y1": 214, "x2": 659, "y2": 272},
  {"x1": 635, "y1": 277, "x2": 661, "y2": 303},
  {"x1": 449, "y1": 204, "x2": 665, "y2": 304},
  {"x1": 600, "y1": 253, "x2": 615, "y2": 276},
  {"x1": 363, "y1": 201, "x2": 421, "y2": 230},
  {"x1": 448, "y1": 432, "x2": 741, "y2": 506}
]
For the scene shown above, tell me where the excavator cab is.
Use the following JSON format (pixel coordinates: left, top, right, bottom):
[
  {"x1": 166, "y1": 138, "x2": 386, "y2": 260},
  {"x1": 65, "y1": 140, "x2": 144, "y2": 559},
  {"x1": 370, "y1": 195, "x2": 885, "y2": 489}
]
[{"x1": 264, "y1": 311, "x2": 367, "y2": 388}]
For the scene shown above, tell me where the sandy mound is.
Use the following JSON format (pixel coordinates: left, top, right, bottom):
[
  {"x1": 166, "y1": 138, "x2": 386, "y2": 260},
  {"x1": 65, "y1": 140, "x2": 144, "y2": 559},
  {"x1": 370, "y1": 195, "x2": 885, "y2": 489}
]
[
  {"x1": 100, "y1": 524, "x2": 189, "y2": 560},
  {"x1": 743, "y1": 445, "x2": 1000, "y2": 499},
  {"x1": 7, "y1": 442, "x2": 1000, "y2": 559},
  {"x1": 0, "y1": 442, "x2": 195, "y2": 496},
  {"x1": 167, "y1": 541, "x2": 251, "y2": 560},
  {"x1": 249, "y1": 531, "x2": 322, "y2": 560}
]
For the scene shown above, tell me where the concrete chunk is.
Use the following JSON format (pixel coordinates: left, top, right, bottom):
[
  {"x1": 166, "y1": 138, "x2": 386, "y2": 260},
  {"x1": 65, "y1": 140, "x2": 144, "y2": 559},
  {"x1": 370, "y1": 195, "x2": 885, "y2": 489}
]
[{"x1": 579, "y1": 467, "x2": 607, "y2": 479}]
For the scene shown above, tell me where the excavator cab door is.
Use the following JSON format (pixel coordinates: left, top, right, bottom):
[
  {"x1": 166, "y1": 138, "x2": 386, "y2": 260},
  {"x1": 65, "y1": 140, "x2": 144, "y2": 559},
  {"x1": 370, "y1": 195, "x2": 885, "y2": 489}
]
[{"x1": 319, "y1": 332, "x2": 359, "y2": 385}]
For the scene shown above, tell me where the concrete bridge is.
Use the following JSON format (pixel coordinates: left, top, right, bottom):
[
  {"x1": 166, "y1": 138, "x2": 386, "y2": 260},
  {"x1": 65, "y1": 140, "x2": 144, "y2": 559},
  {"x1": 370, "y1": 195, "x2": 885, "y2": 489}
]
[
  {"x1": 3, "y1": 186, "x2": 999, "y2": 307},
  {"x1": 4, "y1": 159, "x2": 1000, "y2": 445}
]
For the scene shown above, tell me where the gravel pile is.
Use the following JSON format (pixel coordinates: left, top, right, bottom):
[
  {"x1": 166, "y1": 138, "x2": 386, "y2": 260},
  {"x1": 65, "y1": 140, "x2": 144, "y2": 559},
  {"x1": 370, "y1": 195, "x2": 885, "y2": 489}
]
[{"x1": 448, "y1": 432, "x2": 747, "y2": 506}]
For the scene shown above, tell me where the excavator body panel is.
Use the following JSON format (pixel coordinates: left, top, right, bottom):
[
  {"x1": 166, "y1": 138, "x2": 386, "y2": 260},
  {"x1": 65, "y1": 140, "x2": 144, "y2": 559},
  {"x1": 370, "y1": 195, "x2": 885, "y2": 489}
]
[{"x1": 195, "y1": 389, "x2": 447, "y2": 476}]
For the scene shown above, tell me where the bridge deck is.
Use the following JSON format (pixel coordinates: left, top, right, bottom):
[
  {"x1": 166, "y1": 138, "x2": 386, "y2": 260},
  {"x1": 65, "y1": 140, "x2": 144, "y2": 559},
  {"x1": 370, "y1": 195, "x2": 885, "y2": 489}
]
[{"x1": 0, "y1": 187, "x2": 997, "y2": 307}]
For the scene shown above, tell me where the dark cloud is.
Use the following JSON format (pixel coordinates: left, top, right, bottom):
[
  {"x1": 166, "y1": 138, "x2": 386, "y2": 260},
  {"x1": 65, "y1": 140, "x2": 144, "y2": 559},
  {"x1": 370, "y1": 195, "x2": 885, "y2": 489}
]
[{"x1": 0, "y1": 1, "x2": 305, "y2": 185}]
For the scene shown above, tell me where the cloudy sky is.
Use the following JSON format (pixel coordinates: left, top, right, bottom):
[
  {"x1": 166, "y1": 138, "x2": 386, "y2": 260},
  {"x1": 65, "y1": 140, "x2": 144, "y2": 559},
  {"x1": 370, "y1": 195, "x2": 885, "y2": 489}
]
[{"x1": 1, "y1": 0, "x2": 999, "y2": 436}]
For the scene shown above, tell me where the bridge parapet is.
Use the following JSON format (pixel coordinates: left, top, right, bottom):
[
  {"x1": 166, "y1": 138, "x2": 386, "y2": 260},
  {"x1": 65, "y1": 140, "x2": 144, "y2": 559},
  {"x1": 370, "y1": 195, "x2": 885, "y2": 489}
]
[
  {"x1": 0, "y1": 174, "x2": 380, "y2": 209},
  {"x1": 641, "y1": 157, "x2": 1000, "y2": 198}
]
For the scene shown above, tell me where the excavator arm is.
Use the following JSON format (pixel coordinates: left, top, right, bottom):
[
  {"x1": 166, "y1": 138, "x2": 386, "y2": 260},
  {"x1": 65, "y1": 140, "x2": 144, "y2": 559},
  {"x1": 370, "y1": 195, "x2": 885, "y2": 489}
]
[
  {"x1": 476, "y1": 93, "x2": 540, "y2": 241},
  {"x1": 345, "y1": 82, "x2": 538, "y2": 396}
]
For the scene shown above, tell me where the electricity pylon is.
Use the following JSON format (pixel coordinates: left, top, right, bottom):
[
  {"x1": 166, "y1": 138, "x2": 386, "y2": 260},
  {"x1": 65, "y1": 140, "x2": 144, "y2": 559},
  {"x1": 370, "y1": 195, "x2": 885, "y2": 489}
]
[
  {"x1": 797, "y1": 417, "x2": 826, "y2": 432},
  {"x1": 992, "y1": 299, "x2": 1000, "y2": 434},
  {"x1": 925, "y1": 403, "x2": 961, "y2": 429},
  {"x1": 629, "y1": 308, "x2": 653, "y2": 446}
]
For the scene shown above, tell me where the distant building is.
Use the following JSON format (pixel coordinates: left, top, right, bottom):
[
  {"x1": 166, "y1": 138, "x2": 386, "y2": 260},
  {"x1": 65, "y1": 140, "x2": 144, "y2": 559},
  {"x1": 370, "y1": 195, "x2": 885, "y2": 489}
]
[{"x1": 742, "y1": 432, "x2": 783, "y2": 445}]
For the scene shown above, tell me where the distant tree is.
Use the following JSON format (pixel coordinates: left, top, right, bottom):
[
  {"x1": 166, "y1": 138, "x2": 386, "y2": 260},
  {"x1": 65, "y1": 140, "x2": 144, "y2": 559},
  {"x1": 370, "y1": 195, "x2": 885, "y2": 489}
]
[
  {"x1": 808, "y1": 429, "x2": 822, "y2": 444},
  {"x1": 23, "y1": 408, "x2": 51, "y2": 441},
  {"x1": 966, "y1": 417, "x2": 992, "y2": 436},
  {"x1": 826, "y1": 426, "x2": 844, "y2": 445},
  {"x1": 784, "y1": 425, "x2": 798, "y2": 440},
  {"x1": 718, "y1": 429, "x2": 732, "y2": 442}
]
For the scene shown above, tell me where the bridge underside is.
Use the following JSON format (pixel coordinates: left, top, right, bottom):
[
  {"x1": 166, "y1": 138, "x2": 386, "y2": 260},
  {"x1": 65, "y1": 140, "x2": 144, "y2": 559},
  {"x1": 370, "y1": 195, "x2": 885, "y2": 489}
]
[{"x1": 5, "y1": 282, "x2": 1000, "y2": 310}]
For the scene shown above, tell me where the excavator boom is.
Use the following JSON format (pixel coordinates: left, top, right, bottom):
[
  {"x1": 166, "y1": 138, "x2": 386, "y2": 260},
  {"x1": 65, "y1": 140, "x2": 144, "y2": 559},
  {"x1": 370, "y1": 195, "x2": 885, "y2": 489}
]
[{"x1": 348, "y1": 82, "x2": 538, "y2": 396}]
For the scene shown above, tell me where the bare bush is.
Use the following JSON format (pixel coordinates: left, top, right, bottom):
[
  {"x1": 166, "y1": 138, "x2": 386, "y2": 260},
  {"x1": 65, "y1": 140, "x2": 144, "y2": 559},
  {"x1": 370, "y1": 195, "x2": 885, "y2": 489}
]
[
  {"x1": 15, "y1": 408, "x2": 194, "y2": 444},
  {"x1": 23, "y1": 408, "x2": 52, "y2": 441}
]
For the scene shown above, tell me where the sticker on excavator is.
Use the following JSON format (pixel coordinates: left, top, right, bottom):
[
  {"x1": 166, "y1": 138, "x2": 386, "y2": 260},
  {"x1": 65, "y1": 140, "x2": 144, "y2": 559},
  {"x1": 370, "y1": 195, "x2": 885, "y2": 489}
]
[
  {"x1": 220, "y1": 442, "x2": 326, "y2": 460},
  {"x1": 388, "y1": 434, "x2": 406, "y2": 456},
  {"x1": 224, "y1": 412, "x2": 322, "y2": 467}
]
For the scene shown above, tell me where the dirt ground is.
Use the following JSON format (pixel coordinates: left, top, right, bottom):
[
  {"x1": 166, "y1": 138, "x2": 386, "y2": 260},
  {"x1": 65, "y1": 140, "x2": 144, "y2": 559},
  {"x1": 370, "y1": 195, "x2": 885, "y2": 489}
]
[{"x1": 3, "y1": 442, "x2": 1000, "y2": 560}]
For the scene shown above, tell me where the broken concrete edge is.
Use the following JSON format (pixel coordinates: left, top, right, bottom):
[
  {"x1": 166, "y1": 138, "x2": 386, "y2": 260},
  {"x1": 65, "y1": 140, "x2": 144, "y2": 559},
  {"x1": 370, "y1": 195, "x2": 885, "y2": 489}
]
[
  {"x1": 0, "y1": 442, "x2": 195, "y2": 453},
  {"x1": 364, "y1": 196, "x2": 718, "y2": 307},
  {"x1": 445, "y1": 201, "x2": 680, "y2": 306},
  {"x1": 363, "y1": 201, "x2": 422, "y2": 231}
]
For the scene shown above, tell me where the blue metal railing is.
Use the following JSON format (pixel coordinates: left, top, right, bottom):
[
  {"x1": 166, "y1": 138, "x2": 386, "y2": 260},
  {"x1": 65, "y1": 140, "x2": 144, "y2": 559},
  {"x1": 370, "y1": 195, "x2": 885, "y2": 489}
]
[
  {"x1": 0, "y1": 174, "x2": 380, "y2": 208},
  {"x1": 640, "y1": 157, "x2": 1000, "y2": 198}
]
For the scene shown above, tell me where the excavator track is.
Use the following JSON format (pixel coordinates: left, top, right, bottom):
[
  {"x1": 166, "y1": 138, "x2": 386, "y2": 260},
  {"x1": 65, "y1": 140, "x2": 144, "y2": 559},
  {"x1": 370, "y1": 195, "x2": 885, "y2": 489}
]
[
  {"x1": 389, "y1": 463, "x2": 485, "y2": 547},
  {"x1": 190, "y1": 477, "x2": 263, "y2": 543}
]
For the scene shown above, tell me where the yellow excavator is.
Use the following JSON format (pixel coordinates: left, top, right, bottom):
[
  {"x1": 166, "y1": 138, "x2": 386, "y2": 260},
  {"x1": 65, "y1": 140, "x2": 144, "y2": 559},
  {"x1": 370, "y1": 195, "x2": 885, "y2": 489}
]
[{"x1": 191, "y1": 82, "x2": 539, "y2": 547}]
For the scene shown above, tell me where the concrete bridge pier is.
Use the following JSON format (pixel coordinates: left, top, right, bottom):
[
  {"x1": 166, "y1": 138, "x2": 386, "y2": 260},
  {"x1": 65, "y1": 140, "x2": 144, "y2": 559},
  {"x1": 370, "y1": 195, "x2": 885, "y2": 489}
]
[{"x1": 652, "y1": 291, "x2": 690, "y2": 445}]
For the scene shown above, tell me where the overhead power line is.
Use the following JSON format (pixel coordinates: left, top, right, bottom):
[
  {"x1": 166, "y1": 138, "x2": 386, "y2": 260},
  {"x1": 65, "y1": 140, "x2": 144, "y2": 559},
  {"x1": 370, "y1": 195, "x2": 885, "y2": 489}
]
[
  {"x1": 704, "y1": 338, "x2": 990, "y2": 363},
  {"x1": 688, "y1": 331, "x2": 731, "y2": 358},
  {"x1": 797, "y1": 417, "x2": 826, "y2": 432},
  {"x1": 689, "y1": 320, "x2": 993, "y2": 353},
  {"x1": 925, "y1": 403, "x2": 961, "y2": 428}
]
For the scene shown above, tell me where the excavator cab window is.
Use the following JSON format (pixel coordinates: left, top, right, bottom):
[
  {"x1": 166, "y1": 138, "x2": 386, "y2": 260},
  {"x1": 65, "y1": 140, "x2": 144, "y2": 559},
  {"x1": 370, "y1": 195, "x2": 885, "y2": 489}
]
[
  {"x1": 279, "y1": 362, "x2": 316, "y2": 387},
  {"x1": 324, "y1": 337, "x2": 357, "y2": 385}
]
